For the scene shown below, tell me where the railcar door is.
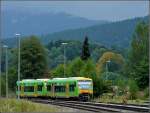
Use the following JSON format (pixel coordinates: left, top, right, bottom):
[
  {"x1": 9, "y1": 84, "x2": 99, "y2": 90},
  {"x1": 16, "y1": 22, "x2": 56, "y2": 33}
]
[
  {"x1": 66, "y1": 83, "x2": 69, "y2": 98},
  {"x1": 34, "y1": 84, "x2": 37, "y2": 97},
  {"x1": 52, "y1": 83, "x2": 55, "y2": 97},
  {"x1": 21, "y1": 85, "x2": 24, "y2": 97}
]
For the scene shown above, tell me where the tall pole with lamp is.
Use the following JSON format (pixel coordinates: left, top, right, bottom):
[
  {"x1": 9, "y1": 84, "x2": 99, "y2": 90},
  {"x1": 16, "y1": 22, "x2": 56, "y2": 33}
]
[
  {"x1": 61, "y1": 42, "x2": 68, "y2": 78},
  {"x1": 3, "y1": 45, "x2": 8, "y2": 98},
  {"x1": 0, "y1": 35, "x2": 2, "y2": 98},
  {"x1": 16, "y1": 33, "x2": 20, "y2": 99}
]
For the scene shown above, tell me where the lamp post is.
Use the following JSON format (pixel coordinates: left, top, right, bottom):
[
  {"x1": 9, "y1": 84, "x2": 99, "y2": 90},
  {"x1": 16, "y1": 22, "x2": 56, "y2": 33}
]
[
  {"x1": 16, "y1": 33, "x2": 20, "y2": 99},
  {"x1": 3, "y1": 45, "x2": 8, "y2": 98},
  {"x1": 61, "y1": 42, "x2": 68, "y2": 78},
  {"x1": 106, "y1": 60, "x2": 111, "y2": 80},
  {"x1": 0, "y1": 36, "x2": 2, "y2": 98}
]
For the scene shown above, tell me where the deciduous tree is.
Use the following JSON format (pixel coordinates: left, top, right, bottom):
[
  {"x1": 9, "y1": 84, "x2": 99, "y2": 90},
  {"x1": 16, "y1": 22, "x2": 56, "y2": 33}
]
[{"x1": 20, "y1": 36, "x2": 48, "y2": 79}]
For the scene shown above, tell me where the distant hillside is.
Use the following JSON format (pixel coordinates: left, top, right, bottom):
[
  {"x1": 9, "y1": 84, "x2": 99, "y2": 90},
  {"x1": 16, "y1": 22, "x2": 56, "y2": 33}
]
[
  {"x1": 3, "y1": 16, "x2": 149, "y2": 48},
  {"x1": 41, "y1": 16, "x2": 149, "y2": 48},
  {"x1": 2, "y1": 8, "x2": 107, "y2": 38}
]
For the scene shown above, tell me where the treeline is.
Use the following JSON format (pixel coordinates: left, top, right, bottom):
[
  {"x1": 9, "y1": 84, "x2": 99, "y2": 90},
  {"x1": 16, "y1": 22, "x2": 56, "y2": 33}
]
[{"x1": 0, "y1": 22, "x2": 149, "y2": 100}]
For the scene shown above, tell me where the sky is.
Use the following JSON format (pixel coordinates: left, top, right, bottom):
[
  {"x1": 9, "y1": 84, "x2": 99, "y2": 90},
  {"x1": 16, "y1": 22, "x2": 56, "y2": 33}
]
[{"x1": 1, "y1": 1, "x2": 149, "y2": 21}]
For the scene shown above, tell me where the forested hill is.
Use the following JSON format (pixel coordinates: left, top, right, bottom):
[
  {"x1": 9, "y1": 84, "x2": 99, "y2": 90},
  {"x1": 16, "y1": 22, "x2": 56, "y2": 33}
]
[
  {"x1": 4, "y1": 15, "x2": 149, "y2": 48},
  {"x1": 2, "y1": 9, "x2": 107, "y2": 38},
  {"x1": 41, "y1": 16, "x2": 149, "y2": 48}
]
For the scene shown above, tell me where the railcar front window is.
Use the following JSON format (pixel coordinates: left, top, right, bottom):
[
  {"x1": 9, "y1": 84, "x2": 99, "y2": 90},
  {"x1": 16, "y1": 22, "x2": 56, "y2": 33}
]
[{"x1": 78, "y1": 80, "x2": 92, "y2": 90}]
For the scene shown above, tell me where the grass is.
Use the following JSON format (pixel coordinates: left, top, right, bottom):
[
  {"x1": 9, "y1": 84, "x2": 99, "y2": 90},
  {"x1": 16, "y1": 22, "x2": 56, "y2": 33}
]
[{"x1": 0, "y1": 98, "x2": 60, "y2": 112}]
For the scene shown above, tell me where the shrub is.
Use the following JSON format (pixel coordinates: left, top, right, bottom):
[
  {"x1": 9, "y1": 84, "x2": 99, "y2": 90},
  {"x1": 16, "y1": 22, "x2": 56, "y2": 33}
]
[
  {"x1": 128, "y1": 79, "x2": 139, "y2": 100},
  {"x1": 92, "y1": 76, "x2": 111, "y2": 97},
  {"x1": 144, "y1": 87, "x2": 149, "y2": 99},
  {"x1": 1, "y1": 75, "x2": 6, "y2": 96}
]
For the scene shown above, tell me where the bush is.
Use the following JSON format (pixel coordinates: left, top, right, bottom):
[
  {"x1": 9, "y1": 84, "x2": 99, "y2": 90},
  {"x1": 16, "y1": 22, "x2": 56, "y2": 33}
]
[
  {"x1": 128, "y1": 79, "x2": 139, "y2": 100},
  {"x1": 144, "y1": 87, "x2": 149, "y2": 99},
  {"x1": 101, "y1": 72, "x2": 120, "y2": 85},
  {"x1": 115, "y1": 76, "x2": 128, "y2": 96},
  {"x1": 1, "y1": 75, "x2": 6, "y2": 96},
  {"x1": 92, "y1": 76, "x2": 111, "y2": 97}
]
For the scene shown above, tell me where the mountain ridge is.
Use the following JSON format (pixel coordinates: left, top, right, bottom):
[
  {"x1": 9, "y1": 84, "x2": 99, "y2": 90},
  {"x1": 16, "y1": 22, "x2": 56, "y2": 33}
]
[
  {"x1": 2, "y1": 9, "x2": 108, "y2": 38},
  {"x1": 3, "y1": 15, "x2": 149, "y2": 48},
  {"x1": 40, "y1": 15, "x2": 149, "y2": 47}
]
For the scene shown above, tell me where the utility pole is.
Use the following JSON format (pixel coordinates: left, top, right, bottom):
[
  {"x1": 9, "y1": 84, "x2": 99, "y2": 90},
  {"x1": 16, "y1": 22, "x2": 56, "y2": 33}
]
[
  {"x1": 3, "y1": 45, "x2": 8, "y2": 98},
  {"x1": 61, "y1": 42, "x2": 68, "y2": 78},
  {"x1": 0, "y1": 34, "x2": 1, "y2": 98},
  {"x1": 16, "y1": 33, "x2": 20, "y2": 99},
  {"x1": 0, "y1": 0, "x2": 2, "y2": 98}
]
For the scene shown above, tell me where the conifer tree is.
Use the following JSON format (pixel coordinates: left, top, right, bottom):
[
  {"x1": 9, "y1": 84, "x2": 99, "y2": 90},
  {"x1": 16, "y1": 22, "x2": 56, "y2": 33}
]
[{"x1": 81, "y1": 36, "x2": 90, "y2": 60}]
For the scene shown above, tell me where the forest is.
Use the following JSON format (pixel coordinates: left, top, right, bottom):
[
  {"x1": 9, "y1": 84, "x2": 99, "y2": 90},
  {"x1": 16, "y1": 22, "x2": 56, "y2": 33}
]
[{"x1": 0, "y1": 22, "x2": 149, "y2": 103}]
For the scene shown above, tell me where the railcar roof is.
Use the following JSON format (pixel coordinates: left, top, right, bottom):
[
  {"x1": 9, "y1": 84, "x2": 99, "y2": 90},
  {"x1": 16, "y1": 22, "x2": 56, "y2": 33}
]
[
  {"x1": 68, "y1": 77, "x2": 92, "y2": 80},
  {"x1": 17, "y1": 77, "x2": 92, "y2": 84},
  {"x1": 16, "y1": 79, "x2": 36, "y2": 85},
  {"x1": 36, "y1": 79, "x2": 50, "y2": 81},
  {"x1": 52, "y1": 78, "x2": 67, "y2": 80},
  {"x1": 48, "y1": 77, "x2": 92, "y2": 83},
  {"x1": 21, "y1": 79, "x2": 36, "y2": 82}
]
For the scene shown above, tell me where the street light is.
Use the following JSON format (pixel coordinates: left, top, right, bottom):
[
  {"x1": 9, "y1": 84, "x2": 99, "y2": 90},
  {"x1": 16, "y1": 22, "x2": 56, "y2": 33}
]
[
  {"x1": 61, "y1": 42, "x2": 68, "y2": 78},
  {"x1": 3, "y1": 45, "x2": 8, "y2": 98},
  {"x1": 0, "y1": 36, "x2": 2, "y2": 98},
  {"x1": 16, "y1": 33, "x2": 20, "y2": 99}
]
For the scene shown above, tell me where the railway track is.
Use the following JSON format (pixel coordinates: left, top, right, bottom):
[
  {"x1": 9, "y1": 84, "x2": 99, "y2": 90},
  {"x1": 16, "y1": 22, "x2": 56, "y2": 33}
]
[
  {"x1": 31, "y1": 99, "x2": 150, "y2": 113},
  {"x1": 99, "y1": 102, "x2": 149, "y2": 107}
]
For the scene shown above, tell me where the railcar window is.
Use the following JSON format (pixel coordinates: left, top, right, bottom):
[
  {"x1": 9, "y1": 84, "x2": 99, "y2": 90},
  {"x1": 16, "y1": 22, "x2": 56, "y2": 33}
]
[
  {"x1": 24, "y1": 86, "x2": 34, "y2": 92},
  {"x1": 47, "y1": 85, "x2": 51, "y2": 91},
  {"x1": 69, "y1": 84, "x2": 75, "y2": 92},
  {"x1": 55, "y1": 86, "x2": 66, "y2": 92},
  {"x1": 37, "y1": 85, "x2": 43, "y2": 91}
]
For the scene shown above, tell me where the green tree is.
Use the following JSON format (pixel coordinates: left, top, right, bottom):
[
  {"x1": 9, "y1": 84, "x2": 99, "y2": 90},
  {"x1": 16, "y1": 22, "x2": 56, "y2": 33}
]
[
  {"x1": 126, "y1": 22, "x2": 149, "y2": 89},
  {"x1": 81, "y1": 36, "x2": 90, "y2": 60},
  {"x1": 51, "y1": 64, "x2": 65, "y2": 77},
  {"x1": 1, "y1": 74, "x2": 6, "y2": 96},
  {"x1": 68, "y1": 57, "x2": 84, "y2": 77},
  {"x1": 8, "y1": 67, "x2": 17, "y2": 90},
  {"x1": 80, "y1": 59, "x2": 96, "y2": 78},
  {"x1": 20, "y1": 36, "x2": 48, "y2": 79}
]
